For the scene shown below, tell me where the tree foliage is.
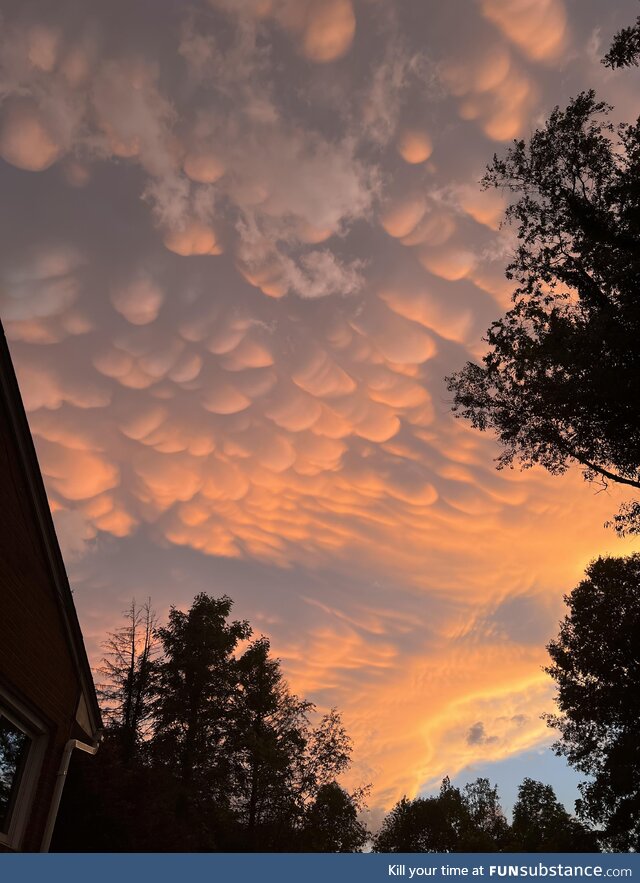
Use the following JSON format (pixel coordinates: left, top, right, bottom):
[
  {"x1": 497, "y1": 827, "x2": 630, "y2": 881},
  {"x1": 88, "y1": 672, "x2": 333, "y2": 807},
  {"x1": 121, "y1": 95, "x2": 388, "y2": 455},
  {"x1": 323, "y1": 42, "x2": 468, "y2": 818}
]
[
  {"x1": 446, "y1": 90, "x2": 640, "y2": 534},
  {"x1": 462, "y1": 778, "x2": 510, "y2": 852},
  {"x1": 54, "y1": 593, "x2": 368, "y2": 852},
  {"x1": 603, "y1": 16, "x2": 640, "y2": 69},
  {"x1": 373, "y1": 777, "x2": 510, "y2": 853},
  {"x1": 300, "y1": 782, "x2": 370, "y2": 853},
  {"x1": 373, "y1": 776, "x2": 596, "y2": 853},
  {"x1": 546, "y1": 555, "x2": 640, "y2": 851},
  {"x1": 510, "y1": 778, "x2": 598, "y2": 852},
  {"x1": 152, "y1": 594, "x2": 250, "y2": 797}
]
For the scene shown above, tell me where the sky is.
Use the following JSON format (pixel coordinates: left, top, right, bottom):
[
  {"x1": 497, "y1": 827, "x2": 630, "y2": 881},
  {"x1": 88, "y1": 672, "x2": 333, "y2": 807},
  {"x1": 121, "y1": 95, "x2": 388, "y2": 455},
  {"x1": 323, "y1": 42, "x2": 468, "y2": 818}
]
[{"x1": 1, "y1": 0, "x2": 640, "y2": 826}]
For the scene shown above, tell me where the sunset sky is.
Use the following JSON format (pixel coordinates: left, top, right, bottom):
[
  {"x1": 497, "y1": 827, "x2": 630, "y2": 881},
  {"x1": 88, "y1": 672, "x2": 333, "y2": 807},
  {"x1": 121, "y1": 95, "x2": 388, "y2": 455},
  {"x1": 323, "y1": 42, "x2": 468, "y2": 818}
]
[{"x1": 2, "y1": 0, "x2": 640, "y2": 825}]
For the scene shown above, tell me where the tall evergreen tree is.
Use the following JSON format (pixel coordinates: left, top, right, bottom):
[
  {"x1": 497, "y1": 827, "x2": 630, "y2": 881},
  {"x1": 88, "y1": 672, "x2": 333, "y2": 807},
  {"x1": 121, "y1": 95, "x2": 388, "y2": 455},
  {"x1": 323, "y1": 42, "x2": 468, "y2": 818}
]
[
  {"x1": 230, "y1": 636, "x2": 310, "y2": 847},
  {"x1": 150, "y1": 594, "x2": 251, "y2": 848}
]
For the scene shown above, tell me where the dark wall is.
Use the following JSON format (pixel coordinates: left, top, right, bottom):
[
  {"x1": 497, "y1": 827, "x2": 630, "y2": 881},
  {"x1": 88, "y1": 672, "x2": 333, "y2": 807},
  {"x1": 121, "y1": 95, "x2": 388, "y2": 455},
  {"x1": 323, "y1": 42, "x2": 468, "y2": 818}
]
[{"x1": 0, "y1": 388, "x2": 82, "y2": 851}]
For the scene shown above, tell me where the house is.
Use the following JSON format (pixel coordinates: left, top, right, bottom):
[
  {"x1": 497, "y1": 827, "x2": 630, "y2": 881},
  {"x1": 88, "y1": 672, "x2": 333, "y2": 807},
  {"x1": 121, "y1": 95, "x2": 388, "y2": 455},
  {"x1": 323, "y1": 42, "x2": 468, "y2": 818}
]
[{"x1": 0, "y1": 323, "x2": 102, "y2": 852}]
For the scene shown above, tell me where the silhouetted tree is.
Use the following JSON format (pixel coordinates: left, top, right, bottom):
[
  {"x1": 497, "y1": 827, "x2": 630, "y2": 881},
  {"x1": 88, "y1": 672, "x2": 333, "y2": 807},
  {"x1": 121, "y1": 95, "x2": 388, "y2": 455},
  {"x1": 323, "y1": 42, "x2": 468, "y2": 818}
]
[
  {"x1": 446, "y1": 88, "x2": 640, "y2": 535},
  {"x1": 50, "y1": 735, "x2": 180, "y2": 851},
  {"x1": 298, "y1": 707, "x2": 355, "y2": 804},
  {"x1": 510, "y1": 778, "x2": 598, "y2": 852},
  {"x1": 151, "y1": 594, "x2": 251, "y2": 846},
  {"x1": 229, "y1": 637, "x2": 366, "y2": 849},
  {"x1": 604, "y1": 15, "x2": 640, "y2": 68},
  {"x1": 462, "y1": 778, "x2": 510, "y2": 852},
  {"x1": 229, "y1": 635, "x2": 310, "y2": 847},
  {"x1": 546, "y1": 555, "x2": 640, "y2": 850},
  {"x1": 97, "y1": 598, "x2": 158, "y2": 762},
  {"x1": 55, "y1": 593, "x2": 368, "y2": 852},
  {"x1": 373, "y1": 795, "x2": 452, "y2": 853},
  {"x1": 300, "y1": 782, "x2": 369, "y2": 852},
  {"x1": 373, "y1": 777, "x2": 507, "y2": 853}
]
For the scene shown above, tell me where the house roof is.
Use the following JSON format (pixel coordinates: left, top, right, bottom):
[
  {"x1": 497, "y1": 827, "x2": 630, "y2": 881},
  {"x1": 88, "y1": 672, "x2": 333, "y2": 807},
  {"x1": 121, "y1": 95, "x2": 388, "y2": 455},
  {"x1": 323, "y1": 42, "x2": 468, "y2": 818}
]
[{"x1": 0, "y1": 322, "x2": 102, "y2": 739}]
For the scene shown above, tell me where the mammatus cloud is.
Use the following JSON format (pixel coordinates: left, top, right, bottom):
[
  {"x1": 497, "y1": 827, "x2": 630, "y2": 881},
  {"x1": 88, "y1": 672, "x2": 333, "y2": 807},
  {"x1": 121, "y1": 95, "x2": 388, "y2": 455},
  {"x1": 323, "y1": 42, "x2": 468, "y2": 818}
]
[
  {"x1": 2, "y1": 0, "x2": 639, "y2": 814},
  {"x1": 479, "y1": 0, "x2": 569, "y2": 63}
]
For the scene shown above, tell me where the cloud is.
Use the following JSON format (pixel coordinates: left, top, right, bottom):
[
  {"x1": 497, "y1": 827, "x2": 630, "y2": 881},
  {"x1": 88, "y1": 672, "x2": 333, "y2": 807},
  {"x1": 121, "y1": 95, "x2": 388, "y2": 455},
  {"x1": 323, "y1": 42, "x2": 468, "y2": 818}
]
[
  {"x1": 275, "y1": 250, "x2": 365, "y2": 300},
  {"x1": 0, "y1": 7, "x2": 376, "y2": 301},
  {"x1": 38, "y1": 439, "x2": 120, "y2": 500},
  {"x1": 163, "y1": 222, "x2": 223, "y2": 257},
  {"x1": 440, "y1": 42, "x2": 538, "y2": 140},
  {"x1": 456, "y1": 184, "x2": 506, "y2": 231},
  {"x1": 0, "y1": 99, "x2": 63, "y2": 171},
  {"x1": 16, "y1": 362, "x2": 111, "y2": 411},
  {"x1": 208, "y1": 0, "x2": 357, "y2": 64},
  {"x1": 110, "y1": 273, "x2": 165, "y2": 325},
  {"x1": 1, "y1": 247, "x2": 83, "y2": 321},
  {"x1": 300, "y1": 0, "x2": 356, "y2": 63},
  {"x1": 51, "y1": 507, "x2": 97, "y2": 561},
  {"x1": 2, "y1": 0, "x2": 639, "y2": 823},
  {"x1": 479, "y1": 0, "x2": 569, "y2": 63},
  {"x1": 467, "y1": 721, "x2": 498, "y2": 746},
  {"x1": 397, "y1": 129, "x2": 433, "y2": 165}
]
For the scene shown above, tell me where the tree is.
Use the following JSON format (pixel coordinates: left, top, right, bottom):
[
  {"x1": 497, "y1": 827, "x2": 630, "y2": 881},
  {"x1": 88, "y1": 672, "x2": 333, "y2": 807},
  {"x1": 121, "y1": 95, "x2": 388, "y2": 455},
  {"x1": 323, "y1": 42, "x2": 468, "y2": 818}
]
[
  {"x1": 462, "y1": 778, "x2": 510, "y2": 852},
  {"x1": 446, "y1": 89, "x2": 640, "y2": 534},
  {"x1": 372, "y1": 794, "x2": 457, "y2": 853},
  {"x1": 604, "y1": 16, "x2": 640, "y2": 69},
  {"x1": 372, "y1": 777, "x2": 508, "y2": 853},
  {"x1": 300, "y1": 782, "x2": 369, "y2": 852},
  {"x1": 545, "y1": 555, "x2": 640, "y2": 850},
  {"x1": 229, "y1": 635, "x2": 311, "y2": 848},
  {"x1": 229, "y1": 637, "x2": 366, "y2": 850},
  {"x1": 55, "y1": 592, "x2": 368, "y2": 852},
  {"x1": 150, "y1": 594, "x2": 251, "y2": 847},
  {"x1": 510, "y1": 778, "x2": 598, "y2": 852},
  {"x1": 96, "y1": 599, "x2": 158, "y2": 762}
]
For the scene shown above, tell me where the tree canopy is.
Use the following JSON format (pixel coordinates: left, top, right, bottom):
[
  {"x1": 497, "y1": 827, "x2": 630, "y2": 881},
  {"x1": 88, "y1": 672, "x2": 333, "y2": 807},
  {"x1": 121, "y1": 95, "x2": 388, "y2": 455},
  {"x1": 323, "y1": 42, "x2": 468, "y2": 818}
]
[
  {"x1": 372, "y1": 777, "x2": 508, "y2": 853},
  {"x1": 546, "y1": 555, "x2": 640, "y2": 851},
  {"x1": 446, "y1": 89, "x2": 640, "y2": 534},
  {"x1": 510, "y1": 778, "x2": 598, "y2": 853},
  {"x1": 53, "y1": 594, "x2": 369, "y2": 852},
  {"x1": 372, "y1": 776, "x2": 593, "y2": 853},
  {"x1": 604, "y1": 16, "x2": 640, "y2": 68}
]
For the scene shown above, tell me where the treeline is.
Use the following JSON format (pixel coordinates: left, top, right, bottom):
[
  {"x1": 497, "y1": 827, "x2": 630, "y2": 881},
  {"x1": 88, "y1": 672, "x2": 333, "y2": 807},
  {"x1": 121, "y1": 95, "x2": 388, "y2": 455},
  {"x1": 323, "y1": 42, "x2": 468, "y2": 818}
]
[
  {"x1": 53, "y1": 594, "x2": 369, "y2": 852},
  {"x1": 373, "y1": 777, "x2": 597, "y2": 853},
  {"x1": 53, "y1": 585, "x2": 626, "y2": 854}
]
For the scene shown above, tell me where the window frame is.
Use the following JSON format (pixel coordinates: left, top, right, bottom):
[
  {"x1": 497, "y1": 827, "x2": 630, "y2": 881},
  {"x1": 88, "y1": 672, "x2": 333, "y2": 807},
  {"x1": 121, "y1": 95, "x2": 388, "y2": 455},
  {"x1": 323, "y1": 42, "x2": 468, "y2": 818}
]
[{"x1": 0, "y1": 691, "x2": 47, "y2": 851}]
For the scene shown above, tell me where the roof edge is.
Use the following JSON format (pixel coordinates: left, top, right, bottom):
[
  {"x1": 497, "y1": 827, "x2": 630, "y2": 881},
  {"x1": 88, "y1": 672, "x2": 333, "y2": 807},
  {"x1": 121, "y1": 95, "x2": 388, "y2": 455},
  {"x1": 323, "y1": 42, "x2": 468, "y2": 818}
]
[{"x1": 0, "y1": 322, "x2": 102, "y2": 737}]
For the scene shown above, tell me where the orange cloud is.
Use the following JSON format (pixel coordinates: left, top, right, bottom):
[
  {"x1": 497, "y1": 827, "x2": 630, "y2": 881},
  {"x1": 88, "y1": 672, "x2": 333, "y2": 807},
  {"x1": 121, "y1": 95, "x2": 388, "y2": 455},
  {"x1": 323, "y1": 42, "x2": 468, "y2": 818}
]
[
  {"x1": 397, "y1": 129, "x2": 433, "y2": 165},
  {"x1": 480, "y1": 0, "x2": 568, "y2": 63},
  {"x1": 38, "y1": 440, "x2": 120, "y2": 501},
  {"x1": 441, "y1": 43, "x2": 538, "y2": 140},
  {"x1": 163, "y1": 221, "x2": 223, "y2": 256},
  {"x1": 301, "y1": 0, "x2": 357, "y2": 63},
  {"x1": 0, "y1": 100, "x2": 62, "y2": 171},
  {"x1": 182, "y1": 151, "x2": 225, "y2": 184},
  {"x1": 3, "y1": 0, "x2": 638, "y2": 825},
  {"x1": 111, "y1": 274, "x2": 165, "y2": 325}
]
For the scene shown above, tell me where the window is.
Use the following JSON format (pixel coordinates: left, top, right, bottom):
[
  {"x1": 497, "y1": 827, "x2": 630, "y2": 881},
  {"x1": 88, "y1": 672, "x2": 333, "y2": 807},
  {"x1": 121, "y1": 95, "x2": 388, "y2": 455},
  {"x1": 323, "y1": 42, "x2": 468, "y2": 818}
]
[
  {"x1": 0, "y1": 714, "x2": 32, "y2": 836},
  {"x1": 0, "y1": 697, "x2": 46, "y2": 851}
]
